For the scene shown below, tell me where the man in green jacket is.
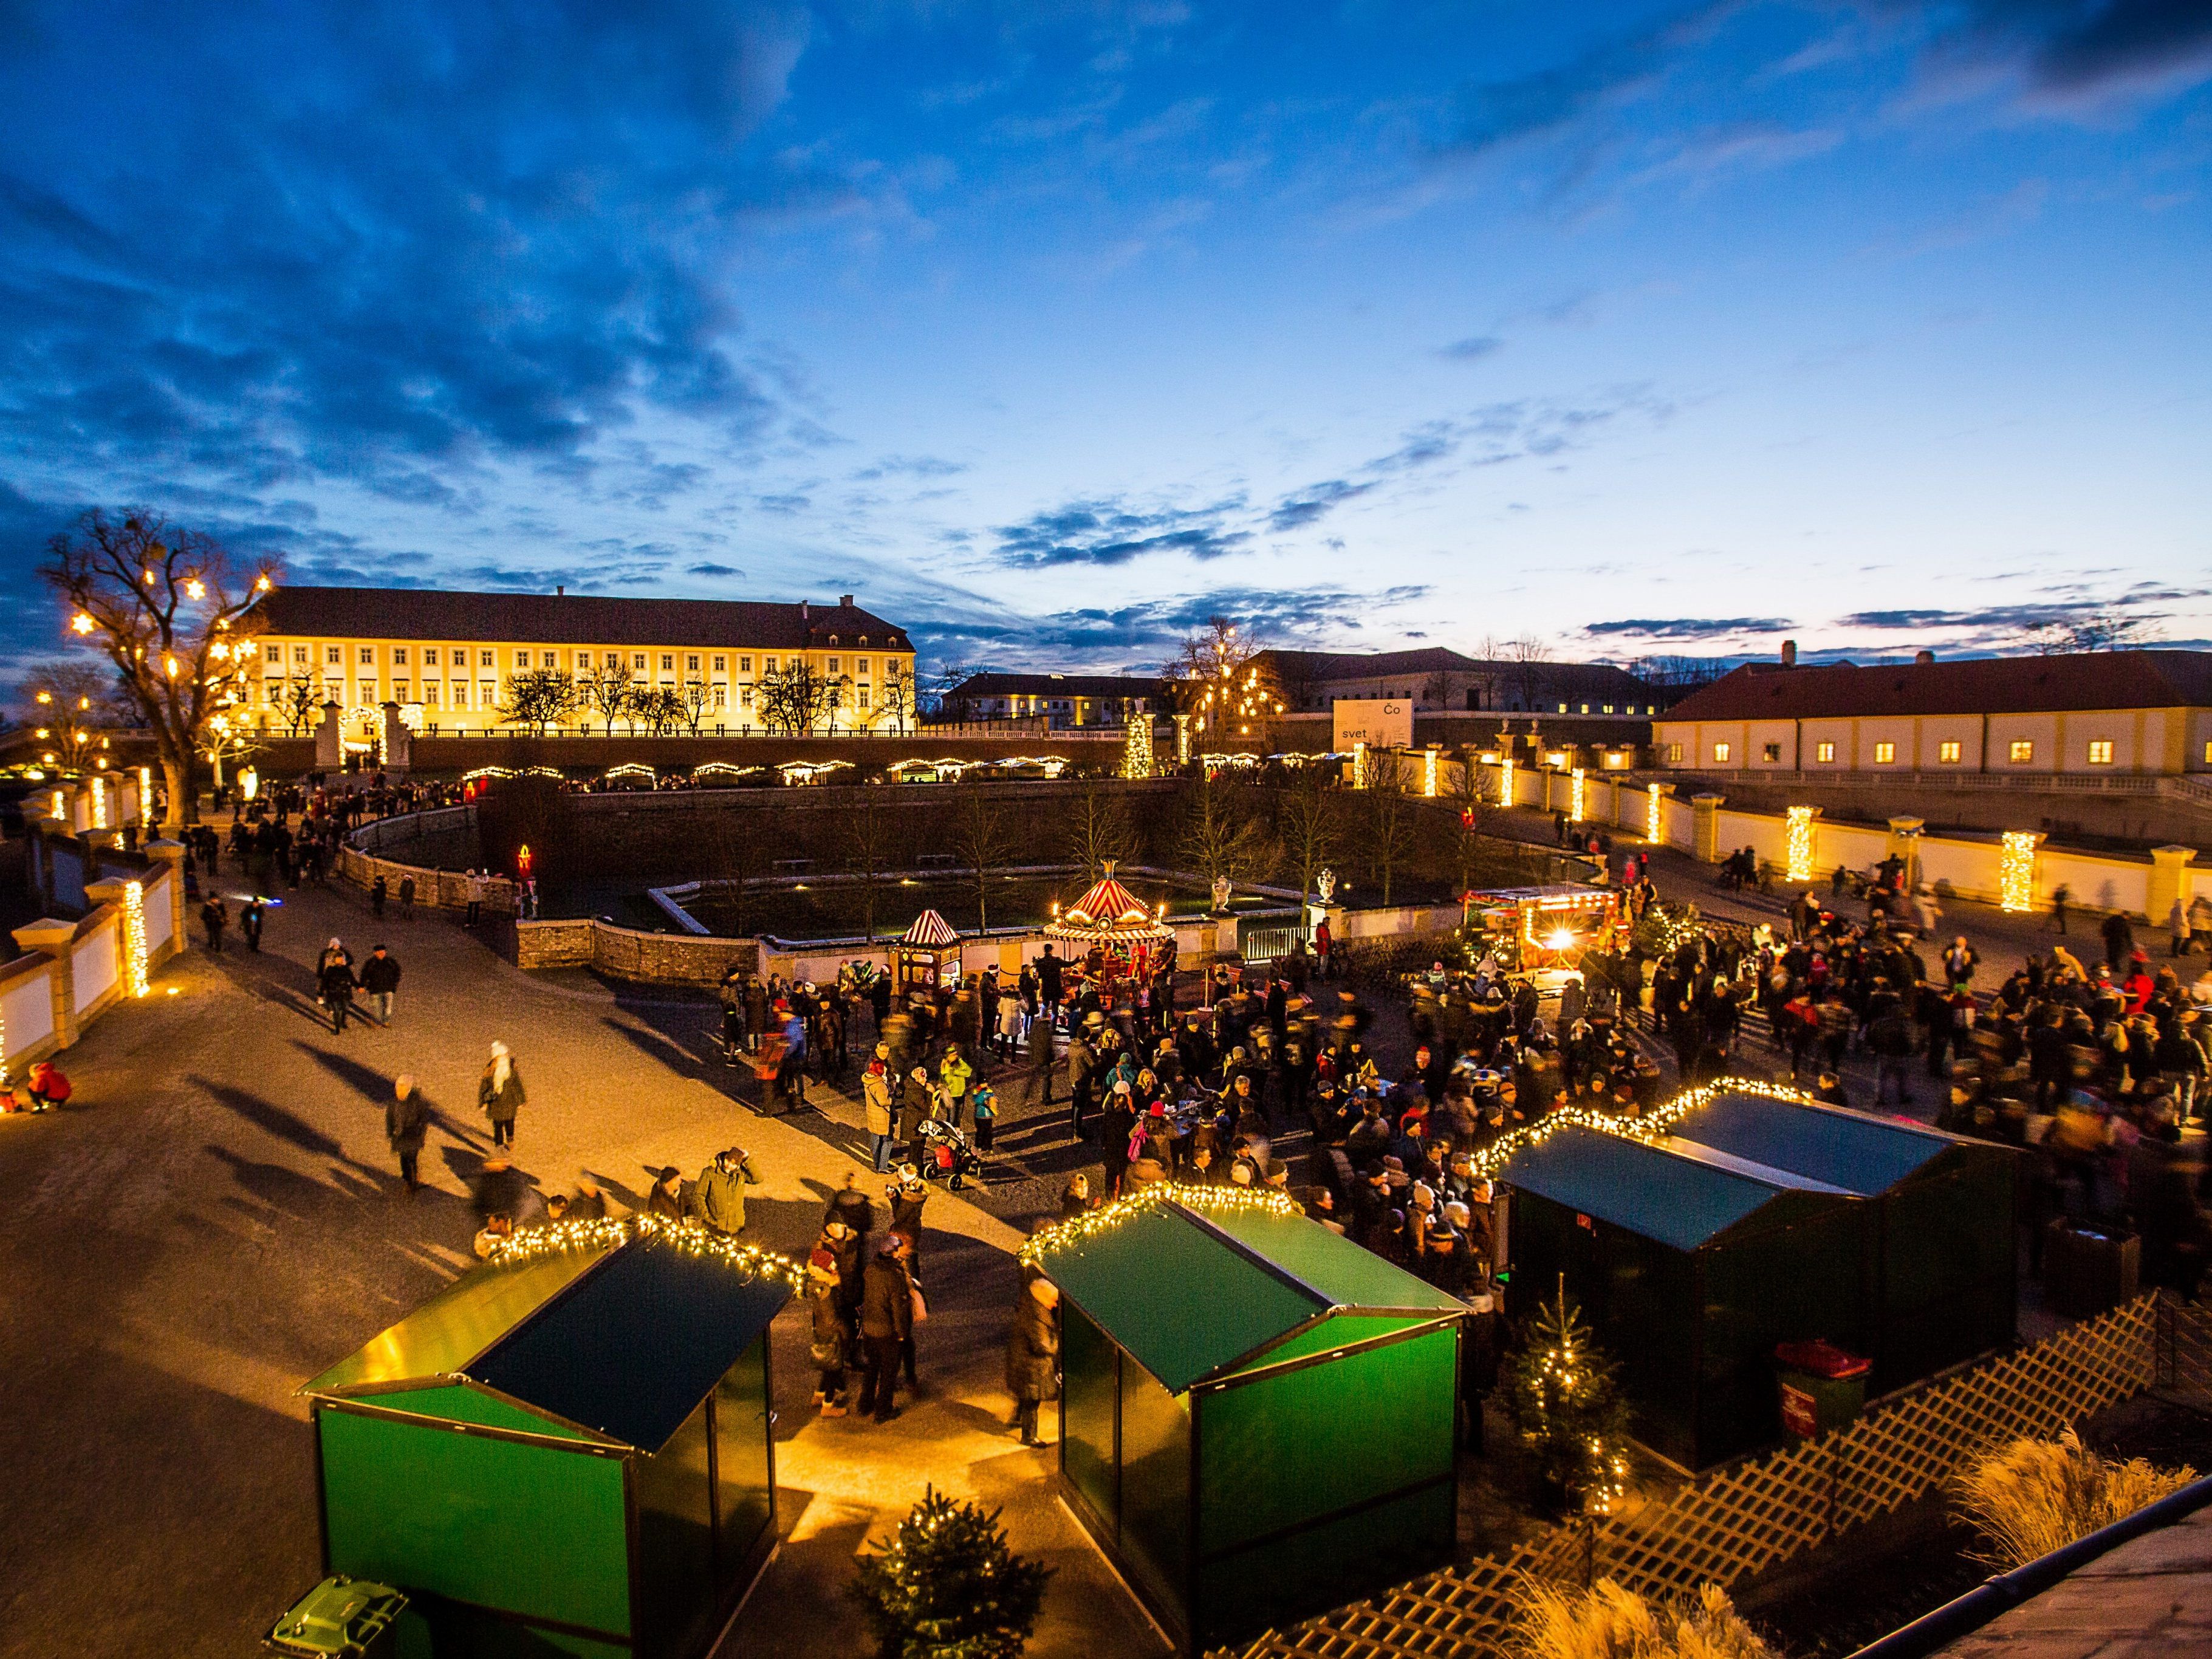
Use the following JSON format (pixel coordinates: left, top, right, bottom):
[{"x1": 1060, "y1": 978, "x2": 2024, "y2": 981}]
[{"x1": 691, "y1": 1146, "x2": 764, "y2": 1234}]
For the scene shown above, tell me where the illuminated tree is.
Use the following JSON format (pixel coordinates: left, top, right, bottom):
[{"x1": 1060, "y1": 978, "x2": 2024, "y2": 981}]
[
  {"x1": 1165, "y1": 615, "x2": 1284, "y2": 745},
  {"x1": 1501, "y1": 1282, "x2": 1630, "y2": 1517},
  {"x1": 851, "y1": 1487, "x2": 1049, "y2": 1659},
  {"x1": 40, "y1": 510, "x2": 269, "y2": 829},
  {"x1": 20, "y1": 660, "x2": 118, "y2": 772}
]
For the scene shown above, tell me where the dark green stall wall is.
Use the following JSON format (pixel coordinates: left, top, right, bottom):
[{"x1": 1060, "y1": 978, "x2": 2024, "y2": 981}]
[
  {"x1": 1878, "y1": 1158, "x2": 2016, "y2": 1388},
  {"x1": 318, "y1": 1407, "x2": 631, "y2": 1638},
  {"x1": 1698, "y1": 1206, "x2": 1871, "y2": 1465},
  {"x1": 713, "y1": 1344, "x2": 774, "y2": 1589},
  {"x1": 1196, "y1": 1482, "x2": 1457, "y2": 1647},
  {"x1": 1198, "y1": 1325, "x2": 1456, "y2": 1556},
  {"x1": 1062, "y1": 1305, "x2": 1118, "y2": 1532},
  {"x1": 634, "y1": 1399, "x2": 716, "y2": 1659},
  {"x1": 1117, "y1": 1361, "x2": 1190, "y2": 1620}
]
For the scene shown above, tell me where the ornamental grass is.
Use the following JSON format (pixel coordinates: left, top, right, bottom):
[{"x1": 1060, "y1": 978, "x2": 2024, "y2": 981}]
[
  {"x1": 1953, "y1": 1429, "x2": 2197, "y2": 1571},
  {"x1": 1515, "y1": 1579, "x2": 1770, "y2": 1659}
]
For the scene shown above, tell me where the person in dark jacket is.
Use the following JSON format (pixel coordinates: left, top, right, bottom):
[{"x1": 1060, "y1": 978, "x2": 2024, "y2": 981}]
[
  {"x1": 360, "y1": 945, "x2": 402, "y2": 1027},
  {"x1": 240, "y1": 895, "x2": 265, "y2": 953},
  {"x1": 478, "y1": 1040, "x2": 524, "y2": 1148},
  {"x1": 200, "y1": 894, "x2": 228, "y2": 953},
  {"x1": 691, "y1": 1146, "x2": 763, "y2": 1233},
  {"x1": 646, "y1": 1165, "x2": 687, "y2": 1219},
  {"x1": 568, "y1": 1171, "x2": 608, "y2": 1220},
  {"x1": 386, "y1": 1074, "x2": 428, "y2": 1194},
  {"x1": 316, "y1": 939, "x2": 357, "y2": 1033},
  {"x1": 858, "y1": 1235, "x2": 916, "y2": 1422},
  {"x1": 806, "y1": 1248, "x2": 851, "y2": 1415},
  {"x1": 1005, "y1": 1266, "x2": 1061, "y2": 1446}
]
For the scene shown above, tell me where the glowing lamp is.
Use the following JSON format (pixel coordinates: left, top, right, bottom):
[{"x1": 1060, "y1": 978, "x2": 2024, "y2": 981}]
[
  {"x1": 70, "y1": 613, "x2": 94, "y2": 635},
  {"x1": 1646, "y1": 781, "x2": 1662, "y2": 842},
  {"x1": 1785, "y1": 805, "x2": 1817, "y2": 882},
  {"x1": 185, "y1": 578, "x2": 205, "y2": 600},
  {"x1": 1999, "y1": 832, "x2": 2039, "y2": 913}
]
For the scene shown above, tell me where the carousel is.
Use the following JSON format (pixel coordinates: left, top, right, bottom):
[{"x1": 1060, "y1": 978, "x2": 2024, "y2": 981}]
[{"x1": 1046, "y1": 863, "x2": 1177, "y2": 990}]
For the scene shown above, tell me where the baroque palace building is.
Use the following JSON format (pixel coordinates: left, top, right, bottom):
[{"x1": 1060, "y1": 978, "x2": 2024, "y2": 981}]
[{"x1": 239, "y1": 586, "x2": 916, "y2": 734}]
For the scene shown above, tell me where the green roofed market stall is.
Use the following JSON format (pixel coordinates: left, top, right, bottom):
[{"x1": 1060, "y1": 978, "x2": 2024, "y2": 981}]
[
  {"x1": 1499, "y1": 1084, "x2": 2017, "y2": 1472},
  {"x1": 1026, "y1": 1187, "x2": 1467, "y2": 1652},
  {"x1": 300, "y1": 1219, "x2": 800, "y2": 1659}
]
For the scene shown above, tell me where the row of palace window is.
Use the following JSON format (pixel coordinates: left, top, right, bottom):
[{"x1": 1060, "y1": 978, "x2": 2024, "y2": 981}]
[
  {"x1": 259, "y1": 643, "x2": 899, "y2": 679},
  {"x1": 250, "y1": 679, "x2": 888, "y2": 713},
  {"x1": 1676, "y1": 737, "x2": 2121, "y2": 766}
]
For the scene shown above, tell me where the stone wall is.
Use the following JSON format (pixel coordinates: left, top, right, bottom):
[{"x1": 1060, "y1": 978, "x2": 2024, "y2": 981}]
[{"x1": 512, "y1": 917, "x2": 758, "y2": 984}]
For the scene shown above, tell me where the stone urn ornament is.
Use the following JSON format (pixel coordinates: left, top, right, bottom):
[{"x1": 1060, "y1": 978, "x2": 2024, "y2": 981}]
[
  {"x1": 1210, "y1": 875, "x2": 1231, "y2": 915},
  {"x1": 1316, "y1": 867, "x2": 1338, "y2": 906}
]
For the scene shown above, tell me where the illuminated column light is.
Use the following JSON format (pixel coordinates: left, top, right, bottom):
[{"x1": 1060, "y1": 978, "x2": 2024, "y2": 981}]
[
  {"x1": 2000, "y1": 832, "x2": 2039, "y2": 913},
  {"x1": 1785, "y1": 806, "x2": 1817, "y2": 883},
  {"x1": 89, "y1": 776, "x2": 106, "y2": 830},
  {"x1": 138, "y1": 765, "x2": 153, "y2": 826},
  {"x1": 1569, "y1": 767, "x2": 1586, "y2": 821},
  {"x1": 1422, "y1": 746, "x2": 1439, "y2": 797},
  {"x1": 1499, "y1": 756, "x2": 1515, "y2": 808},
  {"x1": 1646, "y1": 781, "x2": 1662, "y2": 843},
  {"x1": 122, "y1": 880, "x2": 150, "y2": 997},
  {"x1": 1173, "y1": 713, "x2": 1191, "y2": 766},
  {"x1": 1121, "y1": 717, "x2": 1153, "y2": 779}
]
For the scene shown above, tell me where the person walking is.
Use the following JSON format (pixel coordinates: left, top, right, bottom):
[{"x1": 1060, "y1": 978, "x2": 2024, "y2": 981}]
[
  {"x1": 316, "y1": 938, "x2": 357, "y2": 1032},
  {"x1": 857, "y1": 1234, "x2": 916, "y2": 1423},
  {"x1": 240, "y1": 895, "x2": 265, "y2": 953},
  {"x1": 2172, "y1": 897, "x2": 2193, "y2": 959},
  {"x1": 369, "y1": 873, "x2": 388, "y2": 918},
  {"x1": 2103, "y1": 909, "x2": 2135, "y2": 974},
  {"x1": 939, "y1": 1043, "x2": 973, "y2": 1130},
  {"x1": 1005, "y1": 1265, "x2": 1061, "y2": 1447},
  {"x1": 478, "y1": 1040, "x2": 525, "y2": 1148},
  {"x1": 200, "y1": 894, "x2": 228, "y2": 954},
  {"x1": 360, "y1": 944, "x2": 402, "y2": 1027},
  {"x1": 386, "y1": 1074, "x2": 428, "y2": 1196},
  {"x1": 464, "y1": 870, "x2": 484, "y2": 927},
  {"x1": 2047, "y1": 884, "x2": 2071, "y2": 935},
  {"x1": 806, "y1": 1248, "x2": 851, "y2": 1416},
  {"x1": 692, "y1": 1146, "x2": 763, "y2": 1233},
  {"x1": 397, "y1": 872, "x2": 416, "y2": 921}
]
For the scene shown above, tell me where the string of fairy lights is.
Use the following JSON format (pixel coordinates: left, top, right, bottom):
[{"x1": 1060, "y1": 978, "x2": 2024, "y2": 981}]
[
  {"x1": 1122, "y1": 717, "x2": 1154, "y2": 779},
  {"x1": 1019, "y1": 1182, "x2": 1302, "y2": 1268},
  {"x1": 120, "y1": 880, "x2": 151, "y2": 999},
  {"x1": 1466, "y1": 1073, "x2": 1820, "y2": 1185},
  {"x1": 484, "y1": 1213, "x2": 807, "y2": 1289}
]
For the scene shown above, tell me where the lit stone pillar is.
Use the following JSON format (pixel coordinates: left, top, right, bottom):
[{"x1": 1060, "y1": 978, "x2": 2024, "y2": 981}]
[
  {"x1": 2148, "y1": 845, "x2": 2199, "y2": 927},
  {"x1": 1691, "y1": 793, "x2": 1725, "y2": 864},
  {"x1": 381, "y1": 702, "x2": 413, "y2": 775},
  {"x1": 12, "y1": 917, "x2": 80, "y2": 1050},
  {"x1": 315, "y1": 700, "x2": 343, "y2": 773}
]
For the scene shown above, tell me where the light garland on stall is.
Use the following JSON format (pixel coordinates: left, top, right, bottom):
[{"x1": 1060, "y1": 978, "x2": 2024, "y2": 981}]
[
  {"x1": 121, "y1": 880, "x2": 151, "y2": 997},
  {"x1": 603, "y1": 762, "x2": 657, "y2": 784},
  {"x1": 2000, "y1": 831, "x2": 2039, "y2": 914},
  {"x1": 693, "y1": 761, "x2": 764, "y2": 782},
  {"x1": 1646, "y1": 781, "x2": 1662, "y2": 843},
  {"x1": 484, "y1": 1213, "x2": 807, "y2": 1289},
  {"x1": 1019, "y1": 1181, "x2": 1303, "y2": 1268},
  {"x1": 1122, "y1": 717, "x2": 1153, "y2": 779},
  {"x1": 1467, "y1": 1073, "x2": 1820, "y2": 1185},
  {"x1": 1785, "y1": 806, "x2": 1817, "y2": 883}
]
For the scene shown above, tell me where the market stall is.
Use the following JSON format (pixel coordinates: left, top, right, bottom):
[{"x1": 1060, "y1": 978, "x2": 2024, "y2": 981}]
[
  {"x1": 300, "y1": 1218, "x2": 798, "y2": 1659},
  {"x1": 1461, "y1": 883, "x2": 1627, "y2": 1010},
  {"x1": 1029, "y1": 1187, "x2": 1465, "y2": 1651},
  {"x1": 892, "y1": 908, "x2": 962, "y2": 997}
]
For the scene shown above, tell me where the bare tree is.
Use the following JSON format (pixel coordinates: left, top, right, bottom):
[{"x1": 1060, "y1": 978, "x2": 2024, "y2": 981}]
[
  {"x1": 1177, "y1": 768, "x2": 1275, "y2": 890},
  {"x1": 954, "y1": 773, "x2": 1016, "y2": 932},
  {"x1": 1445, "y1": 755, "x2": 1490, "y2": 898},
  {"x1": 841, "y1": 784, "x2": 895, "y2": 942},
  {"x1": 1362, "y1": 753, "x2": 1419, "y2": 906},
  {"x1": 1502, "y1": 634, "x2": 1552, "y2": 713},
  {"x1": 678, "y1": 679, "x2": 713, "y2": 736},
  {"x1": 701, "y1": 803, "x2": 773, "y2": 934},
  {"x1": 21, "y1": 660, "x2": 120, "y2": 771},
  {"x1": 580, "y1": 658, "x2": 635, "y2": 735},
  {"x1": 2016, "y1": 608, "x2": 2159, "y2": 654},
  {"x1": 926, "y1": 662, "x2": 981, "y2": 722},
  {"x1": 41, "y1": 510, "x2": 269, "y2": 829},
  {"x1": 1061, "y1": 779, "x2": 1137, "y2": 881},
  {"x1": 498, "y1": 667, "x2": 580, "y2": 736},
  {"x1": 1420, "y1": 668, "x2": 1453, "y2": 709},
  {"x1": 875, "y1": 664, "x2": 915, "y2": 733},
  {"x1": 1273, "y1": 765, "x2": 1341, "y2": 906},
  {"x1": 759, "y1": 660, "x2": 846, "y2": 734},
  {"x1": 626, "y1": 685, "x2": 685, "y2": 735},
  {"x1": 275, "y1": 672, "x2": 323, "y2": 736}
]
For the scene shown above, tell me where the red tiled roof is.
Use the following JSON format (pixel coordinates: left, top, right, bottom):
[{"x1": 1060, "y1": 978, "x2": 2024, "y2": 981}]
[
  {"x1": 248, "y1": 586, "x2": 909, "y2": 652},
  {"x1": 1660, "y1": 651, "x2": 2212, "y2": 723}
]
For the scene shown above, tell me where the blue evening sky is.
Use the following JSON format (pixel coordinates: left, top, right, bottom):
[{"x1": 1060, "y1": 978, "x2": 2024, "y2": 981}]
[{"x1": 1, "y1": 1, "x2": 2207, "y2": 674}]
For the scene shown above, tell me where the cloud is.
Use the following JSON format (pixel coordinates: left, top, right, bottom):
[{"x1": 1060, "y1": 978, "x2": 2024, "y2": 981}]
[
  {"x1": 1266, "y1": 479, "x2": 1373, "y2": 532},
  {"x1": 1447, "y1": 11, "x2": 1700, "y2": 154},
  {"x1": 687, "y1": 561, "x2": 746, "y2": 578},
  {"x1": 1436, "y1": 335, "x2": 1502, "y2": 361},
  {"x1": 1583, "y1": 616, "x2": 1792, "y2": 640},
  {"x1": 851, "y1": 454, "x2": 968, "y2": 482},
  {"x1": 987, "y1": 496, "x2": 1251, "y2": 569},
  {"x1": 1957, "y1": 0, "x2": 2212, "y2": 97}
]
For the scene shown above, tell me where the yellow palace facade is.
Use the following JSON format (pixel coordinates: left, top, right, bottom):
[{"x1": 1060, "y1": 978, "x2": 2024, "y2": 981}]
[{"x1": 239, "y1": 586, "x2": 916, "y2": 734}]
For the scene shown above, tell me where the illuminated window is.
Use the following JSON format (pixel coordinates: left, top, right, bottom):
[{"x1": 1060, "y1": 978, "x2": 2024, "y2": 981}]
[
  {"x1": 1713, "y1": 742, "x2": 1731, "y2": 763},
  {"x1": 1816, "y1": 741, "x2": 1836, "y2": 763},
  {"x1": 2087, "y1": 739, "x2": 2114, "y2": 765},
  {"x1": 359, "y1": 646, "x2": 374, "y2": 665},
  {"x1": 1874, "y1": 741, "x2": 1895, "y2": 764},
  {"x1": 263, "y1": 643, "x2": 280, "y2": 661},
  {"x1": 1580, "y1": 703, "x2": 1590, "y2": 714},
  {"x1": 661, "y1": 654, "x2": 674, "y2": 671},
  {"x1": 392, "y1": 648, "x2": 408, "y2": 665},
  {"x1": 1762, "y1": 742, "x2": 1781, "y2": 762},
  {"x1": 2205, "y1": 740, "x2": 2212, "y2": 764},
  {"x1": 713, "y1": 686, "x2": 726, "y2": 709},
  {"x1": 326, "y1": 646, "x2": 341, "y2": 664},
  {"x1": 631, "y1": 653, "x2": 646, "y2": 670},
  {"x1": 712, "y1": 655, "x2": 726, "y2": 673},
  {"x1": 1603, "y1": 704, "x2": 1614, "y2": 714},
  {"x1": 1666, "y1": 742, "x2": 1683, "y2": 763},
  {"x1": 687, "y1": 654, "x2": 700, "y2": 671},
  {"x1": 295, "y1": 645, "x2": 309, "y2": 664},
  {"x1": 858, "y1": 687, "x2": 871, "y2": 708},
  {"x1": 393, "y1": 681, "x2": 409, "y2": 701},
  {"x1": 423, "y1": 649, "x2": 439, "y2": 666},
  {"x1": 740, "y1": 656, "x2": 753, "y2": 674},
  {"x1": 2010, "y1": 739, "x2": 2034, "y2": 764},
  {"x1": 1558, "y1": 702, "x2": 1569, "y2": 714},
  {"x1": 481, "y1": 650, "x2": 495, "y2": 668},
  {"x1": 424, "y1": 686, "x2": 439, "y2": 707},
  {"x1": 1939, "y1": 740, "x2": 1961, "y2": 763},
  {"x1": 828, "y1": 656, "x2": 840, "y2": 672}
]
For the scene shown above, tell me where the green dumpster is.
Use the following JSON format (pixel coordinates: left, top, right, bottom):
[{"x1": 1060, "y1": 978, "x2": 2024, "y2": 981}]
[
  {"x1": 267, "y1": 1576, "x2": 407, "y2": 1658},
  {"x1": 1775, "y1": 1339, "x2": 1871, "y2": 1440}
]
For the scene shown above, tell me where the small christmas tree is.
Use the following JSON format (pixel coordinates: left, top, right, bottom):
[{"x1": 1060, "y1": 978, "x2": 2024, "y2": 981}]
[
  {"x1": 1501, "y1": 1279, "x2": 1631, "y2": 1518},
  {"x1": 851, "y1": 1487, "x2": 1052, "y2": 1659}
]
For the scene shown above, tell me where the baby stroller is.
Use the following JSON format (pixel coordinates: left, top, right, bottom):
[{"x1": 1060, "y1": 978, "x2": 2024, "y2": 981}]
[{"x1": 916, "y1": 1117, "x2": 986, "y2": 1190}]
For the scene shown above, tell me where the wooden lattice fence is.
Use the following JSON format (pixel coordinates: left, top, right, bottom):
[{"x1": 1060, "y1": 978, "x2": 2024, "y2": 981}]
[{"x1": 1221, "y1": 1295, "x2": 2170, "y2": 1659}]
